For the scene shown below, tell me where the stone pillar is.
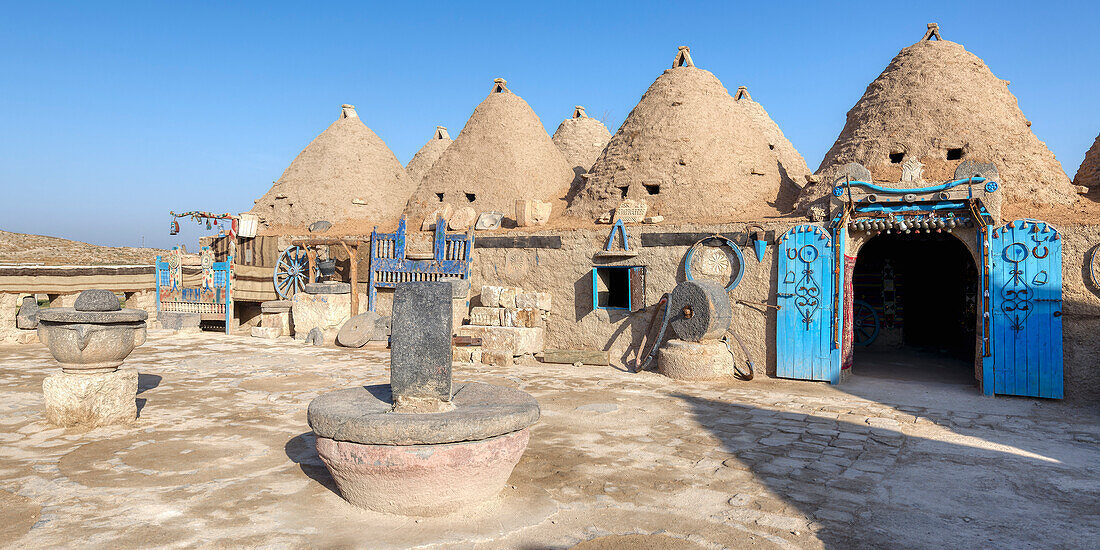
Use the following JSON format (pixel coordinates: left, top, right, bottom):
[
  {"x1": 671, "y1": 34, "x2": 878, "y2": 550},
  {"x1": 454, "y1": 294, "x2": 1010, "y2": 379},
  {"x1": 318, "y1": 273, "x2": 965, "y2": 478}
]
[{"x1": 390, "y1": 282, "x2": 452, "y2": 412}]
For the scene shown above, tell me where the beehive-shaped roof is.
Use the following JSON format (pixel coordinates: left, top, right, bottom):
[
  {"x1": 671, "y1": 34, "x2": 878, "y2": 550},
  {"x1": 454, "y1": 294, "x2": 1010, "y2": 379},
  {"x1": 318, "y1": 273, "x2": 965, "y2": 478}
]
[
  {"x1": 1074, "y1": 133, "x2": 1100, "y2": 190},
  {"x1": 403, "y1": 79, "x2": 574, "y2": 222},
  {"x1": 552, "y1": 106, "x2": 612, "y2": 173},
  {"x1": 797, "y1": 24, "x2": 1075, "y2": 212},
  {"x1": 405, "y1": 126, "x2": 452, "y2": 184},
  {"x1": 567, "y1": 47, "x2": 796, "y2": 222},
  {"x1": 734, "y1": 86, "x2": 810, "y2": 184},
  {"x1": 250, "y1": 105, "x2": 415, "y2": 230}
]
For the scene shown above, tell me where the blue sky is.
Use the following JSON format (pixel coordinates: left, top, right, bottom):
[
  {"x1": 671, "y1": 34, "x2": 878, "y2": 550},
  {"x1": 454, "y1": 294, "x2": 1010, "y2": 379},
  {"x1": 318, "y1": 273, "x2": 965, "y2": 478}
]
[{"x1": 1, "y1": 1, "x2": 1097, "y2": 250}]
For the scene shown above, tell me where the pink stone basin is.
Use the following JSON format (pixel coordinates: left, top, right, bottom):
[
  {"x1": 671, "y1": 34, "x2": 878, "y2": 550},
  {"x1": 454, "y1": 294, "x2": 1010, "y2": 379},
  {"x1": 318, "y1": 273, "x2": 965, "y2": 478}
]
[
  {"x1": 307, "y1": 382, "x2": 539, "y2": 516},
  {"x1": 316, "y1": 428, "x2": 530, "y2": 516}
]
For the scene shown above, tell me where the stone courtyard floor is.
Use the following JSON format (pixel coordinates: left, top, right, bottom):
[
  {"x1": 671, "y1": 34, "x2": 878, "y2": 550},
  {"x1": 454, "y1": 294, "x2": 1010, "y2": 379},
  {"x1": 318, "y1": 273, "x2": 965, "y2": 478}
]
[{"x1": 0, "y1": 331, "x2": 1097, "y2": 549}]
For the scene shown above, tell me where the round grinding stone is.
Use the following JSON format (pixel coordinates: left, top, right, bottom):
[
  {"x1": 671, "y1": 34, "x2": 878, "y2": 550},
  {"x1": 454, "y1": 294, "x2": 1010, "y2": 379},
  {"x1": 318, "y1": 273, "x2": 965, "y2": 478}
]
[
  {"x1": 307, "y1": 382, "x2": 540, "y2": 445},
  {"x1": 337, "y1": 312, "x2": 380, "y2": 348},
  {"x1": 668, "y1": 280, "x2": 732, "y2": 342}
]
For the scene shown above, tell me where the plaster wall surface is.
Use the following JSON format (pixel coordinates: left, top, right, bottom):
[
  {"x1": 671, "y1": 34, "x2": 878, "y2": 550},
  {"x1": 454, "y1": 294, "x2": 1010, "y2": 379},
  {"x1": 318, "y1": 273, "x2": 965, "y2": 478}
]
[{"x1": 467, "y1": 221, "x2": 1100, "y2": 403}]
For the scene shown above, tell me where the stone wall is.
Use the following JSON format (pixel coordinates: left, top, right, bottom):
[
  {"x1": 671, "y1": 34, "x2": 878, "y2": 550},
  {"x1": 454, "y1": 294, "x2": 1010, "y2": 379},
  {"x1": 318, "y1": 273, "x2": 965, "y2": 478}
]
[
  {"x1": 0, "y1": 290, "x2": 160, "y2": 346},
  {"x1": 466, "y1": 221, "x2": 1100, "y2": 403}
]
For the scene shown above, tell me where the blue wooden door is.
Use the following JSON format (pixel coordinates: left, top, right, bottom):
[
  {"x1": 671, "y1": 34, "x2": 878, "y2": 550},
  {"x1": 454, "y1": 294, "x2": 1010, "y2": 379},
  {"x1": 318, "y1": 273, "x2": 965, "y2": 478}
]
[
  {"x1": 986, "y1": 219, "x2": 1063, "y2": 398},
  {"x1": 776, "y1": 225, "x2": 842, "y2": 383}
]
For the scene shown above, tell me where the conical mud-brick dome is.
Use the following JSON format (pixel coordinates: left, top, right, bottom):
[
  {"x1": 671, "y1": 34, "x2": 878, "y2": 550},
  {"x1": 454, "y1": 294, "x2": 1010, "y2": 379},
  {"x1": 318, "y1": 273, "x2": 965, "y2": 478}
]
[
  {"x1": 552, "y1": 106, "x2": 612, "y2": 174},
  {"x1": 404, "y1": 79, "x2": 574, "y2": 222},
  {"x1": 1074, "y1": 133, "x2": 1100, "y2": 190},
  {"x1": 734, "y1": 86, "x2": 810, "y2": 184},
  {"x1": 797, "y1": 24, "x2": 1075, "y2": 213},
  {"x1": 405, "y1": 126, "x2": 452, "y2": 184},
  {"x1": 251, "y1": 105, "x2": 415, "y2": 230},
  {"x1": 567, "y1": 47, "x2": 796, "y2": 222}
]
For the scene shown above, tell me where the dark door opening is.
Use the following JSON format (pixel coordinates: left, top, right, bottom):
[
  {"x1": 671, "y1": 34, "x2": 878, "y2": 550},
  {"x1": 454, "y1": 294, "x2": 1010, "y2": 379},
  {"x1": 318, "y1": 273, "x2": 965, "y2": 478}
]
[{"x1": 851, "y1": 231, "x2": 978, "y2": 384}]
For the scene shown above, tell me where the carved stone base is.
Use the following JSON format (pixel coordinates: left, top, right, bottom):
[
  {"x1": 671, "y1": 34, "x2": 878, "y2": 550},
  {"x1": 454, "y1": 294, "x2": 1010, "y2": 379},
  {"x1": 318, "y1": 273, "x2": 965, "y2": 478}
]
[{"x1": 42, "y1": 368, "x2": 138, "y2": 428}]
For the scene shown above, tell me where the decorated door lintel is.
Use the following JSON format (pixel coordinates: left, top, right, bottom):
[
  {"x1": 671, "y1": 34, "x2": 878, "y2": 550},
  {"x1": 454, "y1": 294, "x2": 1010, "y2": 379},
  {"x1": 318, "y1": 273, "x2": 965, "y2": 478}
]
[
  {"x1": 776, "y1": 224, "x2": 843, "y2": 383},
  {"x1": 984, "y1": 219, "x2": 1063, "y2": 398}
]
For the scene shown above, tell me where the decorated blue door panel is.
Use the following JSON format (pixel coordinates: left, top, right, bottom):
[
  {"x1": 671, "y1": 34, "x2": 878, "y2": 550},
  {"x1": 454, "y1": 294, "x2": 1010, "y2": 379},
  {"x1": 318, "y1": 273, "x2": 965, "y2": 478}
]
[
  {"x1": 776, "y1": 225, "x2": 842, "y2": 383},
  {"x1": 986, "y1": 219, "x2": 1063, "y2": 398}
]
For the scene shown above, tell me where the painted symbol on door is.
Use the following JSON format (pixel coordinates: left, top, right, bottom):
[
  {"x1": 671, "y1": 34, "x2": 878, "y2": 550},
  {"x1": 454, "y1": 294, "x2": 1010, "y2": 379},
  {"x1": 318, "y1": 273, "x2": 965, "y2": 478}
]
[
  {"x1": 1001, "y1": 242, "x2": 1033, "y2": 333},
  {"x1": 794, "y1": 245, "x2": 822, "y2": 329}
]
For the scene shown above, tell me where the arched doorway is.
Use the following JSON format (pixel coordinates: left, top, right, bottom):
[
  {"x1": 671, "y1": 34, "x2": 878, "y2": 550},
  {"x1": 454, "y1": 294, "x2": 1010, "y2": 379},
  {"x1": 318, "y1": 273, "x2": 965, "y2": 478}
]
[{"x1": 850, "y1": 231, "x2": 978, "y2": 384}]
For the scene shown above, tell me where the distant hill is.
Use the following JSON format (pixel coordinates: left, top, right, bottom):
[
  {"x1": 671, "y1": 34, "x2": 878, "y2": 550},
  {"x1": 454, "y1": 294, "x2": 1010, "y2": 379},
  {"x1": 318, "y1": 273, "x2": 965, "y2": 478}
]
[{"x1": 0, "y1": 230, "x2": 169, "y2": 266}]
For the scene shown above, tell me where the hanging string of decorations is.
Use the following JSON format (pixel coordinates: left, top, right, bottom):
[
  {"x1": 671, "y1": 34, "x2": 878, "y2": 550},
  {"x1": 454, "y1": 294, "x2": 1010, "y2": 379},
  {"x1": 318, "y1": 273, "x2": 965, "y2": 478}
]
[
  {"x1": 845, "y1": 213, "x2": 975, "y2": 234},
  {"x1": 169, "y1": 211, "x2": 239, "y2": 238}
]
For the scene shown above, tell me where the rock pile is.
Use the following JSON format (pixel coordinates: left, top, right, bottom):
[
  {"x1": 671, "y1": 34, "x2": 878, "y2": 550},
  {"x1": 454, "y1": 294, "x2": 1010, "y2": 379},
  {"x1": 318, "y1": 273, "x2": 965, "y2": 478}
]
[{"x1": 454, "y1": 285, "x2": 550, "y2": 366}]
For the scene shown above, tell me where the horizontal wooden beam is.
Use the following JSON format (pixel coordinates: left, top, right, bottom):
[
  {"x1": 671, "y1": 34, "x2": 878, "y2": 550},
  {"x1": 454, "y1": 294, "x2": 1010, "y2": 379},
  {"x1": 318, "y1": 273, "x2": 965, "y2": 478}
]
[
  {"x1": 474, "y1": 235, "x2": 562, "y2": 249},
  {"x1": 541, "y1": 349, "x2": 611, "y2": 366}
]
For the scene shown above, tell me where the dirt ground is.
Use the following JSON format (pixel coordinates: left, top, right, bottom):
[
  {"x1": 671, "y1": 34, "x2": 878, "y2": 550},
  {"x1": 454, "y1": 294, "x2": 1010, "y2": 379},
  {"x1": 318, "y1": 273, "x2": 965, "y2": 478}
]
[{"x1": 0, "y1": 332, "x2": 1097, "y2": 549}]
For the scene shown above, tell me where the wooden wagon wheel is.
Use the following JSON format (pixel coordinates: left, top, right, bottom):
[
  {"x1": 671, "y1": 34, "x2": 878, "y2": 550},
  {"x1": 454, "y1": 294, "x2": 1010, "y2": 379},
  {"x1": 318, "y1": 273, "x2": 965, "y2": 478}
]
[
  {"x1": 273, "y1": 246, "x2": 316, "y2": 299},
  {"x1": 852, "y1": 299, "x2": 880, "y2": 347}
]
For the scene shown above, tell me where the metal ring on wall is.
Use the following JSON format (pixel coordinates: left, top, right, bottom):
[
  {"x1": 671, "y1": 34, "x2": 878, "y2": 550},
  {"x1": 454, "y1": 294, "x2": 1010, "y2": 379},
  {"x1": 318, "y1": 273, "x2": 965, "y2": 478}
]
[{"x1": 684, "y1": 235, "x2": 746, "y2": 292}]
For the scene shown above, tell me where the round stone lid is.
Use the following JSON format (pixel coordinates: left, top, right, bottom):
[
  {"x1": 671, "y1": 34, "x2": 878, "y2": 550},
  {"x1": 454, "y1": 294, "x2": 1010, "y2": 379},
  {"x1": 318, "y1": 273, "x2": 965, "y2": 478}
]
[
  {"x1": 307, "y1": 382, "x2": 540, "y2": 445},
  {"x1": 38, "y1": 308, "x2": 148, "y2": 324},
  {"x1": 74, "y1": 289, "x2": 121, "y2": 312}
]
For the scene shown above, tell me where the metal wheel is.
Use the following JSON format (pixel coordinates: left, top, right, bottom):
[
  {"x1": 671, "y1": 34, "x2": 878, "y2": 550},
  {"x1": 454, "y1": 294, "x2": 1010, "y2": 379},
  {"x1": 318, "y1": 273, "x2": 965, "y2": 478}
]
[
  {"x1": 273, "y1": 246, "x2": 315, "y2": 299},
  {"x1": 853, "y1": 299, "x2": 880, "y2": 346}
]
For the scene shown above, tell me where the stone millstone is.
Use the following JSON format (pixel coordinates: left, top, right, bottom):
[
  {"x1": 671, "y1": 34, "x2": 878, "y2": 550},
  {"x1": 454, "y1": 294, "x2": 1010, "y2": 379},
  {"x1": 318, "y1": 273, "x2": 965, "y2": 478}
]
[
  {"x1": 336, "y1": 312, "x2": 381, "y2": 348},
  {"x1": 304, "y1": 282, "x2": 351, "y2": 294},
  {"x1": 307, "y1": 382, "x2": 540, "y2": 445},
  {"x1": 74, "y1": 289, "x2": 121, "y2": 312},
  {"x1": 668, "y1": 280, "x2": 733, "y2": 342},
  {"x1": 390, "y1": 282, "x2": 452, "y2": 409}
]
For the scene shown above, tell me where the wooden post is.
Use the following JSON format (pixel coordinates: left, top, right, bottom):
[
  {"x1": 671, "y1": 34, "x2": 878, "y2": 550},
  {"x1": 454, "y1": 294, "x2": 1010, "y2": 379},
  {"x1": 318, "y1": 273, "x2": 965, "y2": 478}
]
[
  {"x1": 307, "y1": 249, "x2": 317, "y2": 284},
  {"x1": 345, "y1": 242, "x2": 359, "y2": 316}
]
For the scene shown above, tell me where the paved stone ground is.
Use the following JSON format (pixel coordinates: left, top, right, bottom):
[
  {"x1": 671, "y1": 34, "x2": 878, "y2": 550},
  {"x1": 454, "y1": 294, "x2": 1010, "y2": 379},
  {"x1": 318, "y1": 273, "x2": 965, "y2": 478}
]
[{"x1": 0, "y1": 331, "x2": 1097, "y2": 549}]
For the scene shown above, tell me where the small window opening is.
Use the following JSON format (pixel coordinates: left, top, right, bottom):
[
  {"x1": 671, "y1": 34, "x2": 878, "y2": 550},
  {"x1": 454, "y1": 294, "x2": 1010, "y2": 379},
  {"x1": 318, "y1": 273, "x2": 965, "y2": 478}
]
[
  {"x1": 618, "y1": 186, "x2": 629, "y2": 198},
  {"x1": 947, "y1": 148, "x2": 964, "y2": 160},
  {"x1": 768, "y1": 144, "x2": 775, "y2": 150},
  {"x1": 594, "y1": 267, "x2": 630, "y2": 309},
  {"x1": 435, "y1": 192, "x2": 445, "y2": 201},
  {"x1": 465, "y1": 192, "x2": 476, "y2": 202},
  {"x1": 644, "y1": 184, "x2": 660, "y2": 195},
  {"x1": 889, "y1": 152, "x2": 905, "y2": 164}
]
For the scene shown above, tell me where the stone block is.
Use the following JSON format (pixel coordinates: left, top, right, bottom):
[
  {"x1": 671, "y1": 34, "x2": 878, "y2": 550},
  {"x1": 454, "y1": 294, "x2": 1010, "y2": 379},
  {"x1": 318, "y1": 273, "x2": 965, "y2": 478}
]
[
  {"x1": 306, "y1": 327, "x2": 324, "y2": 346},
  {"x1": 448, "y1": 206, "x2": 477, "y2": 231},
  {"x1": 498, "y1": 287, "x2": 518, "y2": 308},
  {"x1": 261, "y1": 300, "x2": 293, "y2": 313},
  {"x1": 261, "y1": 311, "x2": 292, "y2": 335},
  {"x1": 15, "y1": 331, "x2": 39, "y2": 345},
  {"x1": 470, "y1": 307, "x2": 503, "y2": 326},
  {"x1": 474, "y1": 211, "x2": 504, "y2": 230},
  {"x1": 158, "y1": 312, "x2": 201, "y2": 332},
  {"x1": 482, "y1": 349, "x2": 513, "y2": 366},
  {"x1": 503, "y1": 308, "x2": 543, "y2": 328},
  {"x1": 657, "y1": 339, "x2": 735, "y2": 380},
  {"x1": 614, "y1": 199, "x2": 648, "y2": 223},
  {"x1": 452, "y1": 345, "x2": 483, "y2": 364},
  {"x1": 251, "y1": 326, "x2": 281, "y2": 339},
  {"x1": 455, "y1": 325, "x2": 545, "y2": 355},
  {"x1": 16, "y1": 296, "x2": 39, "y2": 329},
  {"x1": 390, "y1": 282, "x2": 452, "y2": 410},
  {"x1": 42, "y1": 368, "x2": 138, "y2": 427},
  {"x1": 515, "y1": 199, "x2": 551, "y2": 227},
  {"x1": 292, "y1": 292, "x2": 351, "y2": 340},
  {"x1": 480, "y1": 286, "x2": 503, "y2": 307},
  {"x1": 515, "y1": 291, "x2": 552, "y2": 311},
  {"x1": 304, "y1": 282, "x2": 351, "y2": 294}
]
